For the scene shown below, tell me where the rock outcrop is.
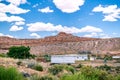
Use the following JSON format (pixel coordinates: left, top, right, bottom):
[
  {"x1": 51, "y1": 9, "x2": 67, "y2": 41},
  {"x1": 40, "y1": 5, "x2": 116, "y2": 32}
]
[{"x1": 0, "y1": 32, "x2": 120, "y2": 55}]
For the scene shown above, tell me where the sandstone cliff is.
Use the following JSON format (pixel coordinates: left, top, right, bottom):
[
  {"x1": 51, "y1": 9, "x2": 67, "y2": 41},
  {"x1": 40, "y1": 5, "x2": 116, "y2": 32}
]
[{"x1": 0, "y1": 32, "x2": 120, "y2": 55}]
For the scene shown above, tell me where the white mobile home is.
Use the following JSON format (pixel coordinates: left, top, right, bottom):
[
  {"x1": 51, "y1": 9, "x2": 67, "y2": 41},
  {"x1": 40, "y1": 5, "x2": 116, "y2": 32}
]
[
  {"x1": 110, "y1": 53, "x2": 120, "y2": 59},
  {"x1": 51, "y1": 54, "x2": 88, "y2": 64},
  {"x1": 112, "y1": 56, "x2": 120, "y2": 59}
]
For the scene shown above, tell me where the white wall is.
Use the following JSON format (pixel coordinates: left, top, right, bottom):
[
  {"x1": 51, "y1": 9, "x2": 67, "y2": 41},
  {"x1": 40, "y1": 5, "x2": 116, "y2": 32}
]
[
  {"x1": 113, "y1": 56, "x2": 120, "y2": 59},
  {"x1": 51, "y1": 54, "x2": 88, "y2": 63},
  {"x1": 51, "y1": 56, "x2": 75, "y2": 63}
]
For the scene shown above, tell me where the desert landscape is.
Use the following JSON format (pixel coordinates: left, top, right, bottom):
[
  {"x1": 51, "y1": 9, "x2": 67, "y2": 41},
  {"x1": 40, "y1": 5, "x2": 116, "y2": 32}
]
[
  {"x1": 1, "y1": 32, "x2": 120, "y2": 55},
  {"x1": 0, "y1": 32, "x2": 120, "y2": 80},
  {"x1": 0, "y1": 0, "x2": 120, "y2": 80}
]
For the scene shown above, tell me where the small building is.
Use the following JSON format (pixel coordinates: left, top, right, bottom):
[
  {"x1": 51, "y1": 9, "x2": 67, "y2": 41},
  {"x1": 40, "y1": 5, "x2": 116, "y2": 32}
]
[
  {"x1": 51, "y1": 54, "x2": 89, "y2": 64},
  {"x1": 110, "y1": 53, "x2": 120, "y2": 59},
  {"x1": 90, "y1": 56, "x2": 96, "y2": 61},
  {"x1": 112, "y1": 54, "x2": 120, "y2": 59},
  {"x1": 112, "y1": 56, "x2": 120, "y2": 59}
]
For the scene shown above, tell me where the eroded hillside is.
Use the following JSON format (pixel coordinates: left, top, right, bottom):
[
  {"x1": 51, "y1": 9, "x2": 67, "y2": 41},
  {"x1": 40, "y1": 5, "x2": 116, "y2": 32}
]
[{"x1": 0, "y1": 32, "x2": 120, "y2": 55}]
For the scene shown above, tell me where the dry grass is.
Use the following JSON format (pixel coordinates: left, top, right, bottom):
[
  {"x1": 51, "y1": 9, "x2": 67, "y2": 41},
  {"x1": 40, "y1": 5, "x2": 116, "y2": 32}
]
[{"x1": 0, "y1": 57, "x2": 49, "y2": 76}]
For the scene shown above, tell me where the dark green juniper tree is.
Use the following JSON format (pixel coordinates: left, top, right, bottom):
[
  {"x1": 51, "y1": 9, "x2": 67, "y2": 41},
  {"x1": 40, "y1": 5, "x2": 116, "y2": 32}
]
[{"x1": 7, "y1": 46, "x2": 32, "y2": 59}]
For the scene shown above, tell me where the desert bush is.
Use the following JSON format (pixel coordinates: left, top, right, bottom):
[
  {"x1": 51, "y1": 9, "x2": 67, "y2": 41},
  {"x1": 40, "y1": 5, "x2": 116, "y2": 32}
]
[
  {"x1": 7, "y1": 46, "x2": 32, "y2": 59},
  {"x1": 76, "y1": 64, "x2": 83, "y2": 68},
  {"x1": 0, "y1": 53, "x2": 7, "y2": 57},
  {"x1": 44, "y1": 54, "x2": 51, "y2": 62},
  {"x1": 29, "y1": 75, "x2": 58, "y2": 80},
  {"x1": 116, "y1": 74, "x2": 120, "y2": 80},
  {"x1": 29, "y1": 75, "x2": 40, "y2": 80},
  {"x1": 17, "y1": 61, "x2": 22, "y2": 66},
  {"x1": 27, "y1": 62, "x2": 35, "y2": 68},
  {"x1": 60, "y1": 66, "x2": 116, "y2": 80},
  {"x1": 0, "y1": 66, "x2": 25, "y2": 80},
  {"x1": 96, "y1": 65, "x2": 111, "y2": 71},
  {"x1": 80, "y1": 66, "x2": 109, "y2": 80},
  {"x1": 48, "y1": 64, "x2": 64, "y2": 75},
  {"x1": 65, "y1": 65, "x2": 76, "y2": 74},
  {"x1": 60, "y1": 73, "x2": 84, "y2": 80},
  {"x1": 32, "y1": 64, "x2": 43, "y2": 71},
  {"x1": 115, "y1": 66, "x2": 120, "y2": 73},
  {"x1": 39, "y1": 75, "x2": 54, "y2": 80}
]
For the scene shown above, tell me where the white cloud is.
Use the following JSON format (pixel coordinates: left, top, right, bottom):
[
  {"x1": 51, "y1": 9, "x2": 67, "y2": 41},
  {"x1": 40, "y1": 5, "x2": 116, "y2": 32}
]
[
  {"x1": 15, "y1": 21, "x2": 25, "y2": 25},
  {"x1": 6, "y1": 0, "x2": 27, "y2": 6},
  {"x1": 0, "y1": 3, "x2": 30, "y2": 14},
  {"x1": 30, "y1": 33, "x2": 41, "y2": 38},
  {"x1": 93, "y1": 5, "x2": 120, "y2": 22},
  {"x1": 84, "y1": 32, "x2": 98, "y2": 37},
  {"x1": 27, "y1": 22, "x2": 103, "y2": 33},
  {"x1": 38, "y1": 7, "x2": 54, "y2": 13},
  {"x1": 0, "y1": 3, "x2": 29, "y2": 23},
  {"x1": 84, "y1": 32, "x2": 111, "y2": 38},
  {"x1": 33, "y1": 4, "x2": 39, "y2": 8},
  {"x1": 100, "y1": 35, "x2": 111, "y2": 38},
  {"x1": 9, "y1": 25, "x2": 23, "y2": 31},
  {"x1": 0, "y1": 13, "x2": 25, "y2": 22},
  {"x1": 80, "y1": 26, "x2": 102, "y2": 32},
  {"x1": 0, "y1": 33, "x2": 14, "y2": 38},
  {"x1": 53, "y1": 0, "x2": 85, "y2": 13}
]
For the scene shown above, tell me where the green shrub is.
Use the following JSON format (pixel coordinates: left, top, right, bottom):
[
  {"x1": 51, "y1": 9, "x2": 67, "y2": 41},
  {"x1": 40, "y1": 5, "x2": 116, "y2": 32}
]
[
  {"x1": 17, "y1": 61, "x2": 22, "y2": 66},
  {"x1": 60, "y1": 73, "x2": 83, "y2": 80},
  {"x1": 65, "y1": 66, "x2": 76, "y2": 74},
  {"x1": 33, "y1": 64, "x2": 43, "y2": 71},
  {"x1": 0, "y1": 66, "x2": 25, "y2": 80},
  {"x1": 0, "y1": 53, "x2": 7, "y2": 57},
  {"x1": 116, "y1": 74, "x2": 120, "y2": 80},
  {"x1": 39, "y1": 75, "x2": 54, "y2": 80},
  {"x1": 80, "y1": 66, "x2": 109, "y2": 80},
  {"x1": 29, "y1": 75, "x2": 40, "y2": 80},
  {"x1": 76, "y1": 64, "x2": 83, "y2": 68},
  {"x1": 115, "y1": 66, "x2": 120, "y2": 73},
  {"x1": 44, "y1": 54, "x2": 51, "y2": 62},
  {"x1": 60, "y1": 66, "x2": 117, "y2": 80},
  {"x1": 29, "y1": 75, "x2": 57, "y2": 80},
  {"x1": 48, "y1": 64, "x2": 64, "y2": 75},
  {"x1": 96, "y1": 65, "x2": 111, "y2": 71},
  {"x1": 7, "y1": 46, "x2": 32, "y2": 59}
]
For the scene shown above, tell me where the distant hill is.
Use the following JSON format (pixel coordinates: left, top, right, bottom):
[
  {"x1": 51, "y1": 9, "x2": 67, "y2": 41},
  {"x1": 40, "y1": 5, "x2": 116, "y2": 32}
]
[{"x1": 0, "y1": 32, "x2": 120, "y2": 55}]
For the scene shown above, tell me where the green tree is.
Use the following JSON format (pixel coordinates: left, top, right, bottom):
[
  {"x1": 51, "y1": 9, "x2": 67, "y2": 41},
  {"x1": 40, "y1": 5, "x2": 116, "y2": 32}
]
[{"x1": 7, "y1": 46, "x2": 32, "y2": 59}]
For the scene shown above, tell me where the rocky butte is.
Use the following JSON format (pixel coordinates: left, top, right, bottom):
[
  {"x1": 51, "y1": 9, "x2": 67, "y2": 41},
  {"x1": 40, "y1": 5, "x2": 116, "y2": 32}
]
[{"x1": 0, "y1": 32, "x2": 120, "y2": 55}]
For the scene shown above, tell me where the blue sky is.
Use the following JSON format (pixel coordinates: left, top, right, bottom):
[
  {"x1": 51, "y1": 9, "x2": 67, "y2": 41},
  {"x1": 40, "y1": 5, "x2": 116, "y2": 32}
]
[{"x1": 0, "y1": 0, "x2": 120, "y2": 39}]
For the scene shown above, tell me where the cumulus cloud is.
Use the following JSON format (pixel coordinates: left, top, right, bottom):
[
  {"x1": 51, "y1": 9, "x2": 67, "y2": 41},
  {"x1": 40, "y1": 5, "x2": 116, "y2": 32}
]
[
  {"x1": 93, "y1": 5, "x2": 120, "y2": 22},
  {"x1": 27, "y1": 22, "x2": 103, "y2": 33},
  {"x1": 30, "y1": 33, "x2": 41, "y2": 38},
  {"x1": 0, "y1": 3, "x2": 30, "y2": 14},
  {"x1": 80, "y1": 26, "x2": 102, "y2": 32},
  {"x1": 53, "y1": 0, "x2": 85, "y2": 13},
  {"x1": 15, "y1": 21, "x2": 25, "y2": 25},
  {"x1": 38, "y1": 7, "x2": 54, "y2": 13},
  {"x1": 83, "y1": 32, "x2": 112, "y2": 38},
  {"x1": 0, "y1": 13, "x2": 25, "y2": 22},
  {"x1": 9, "y1": 25, "x2": 23, "y2": 31},
  {"x1": 83, "y1": 32, "x2": 98, "y2": 37},
  {"x1": 6, "y1": 0, "x2": 27, "y2": 6},
  {"x1": 0, "y1": 3, "x2": 29, "y2": 22},
  {"x1": 0, "y1": 33, "x2": 14, "y2": 38}
]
